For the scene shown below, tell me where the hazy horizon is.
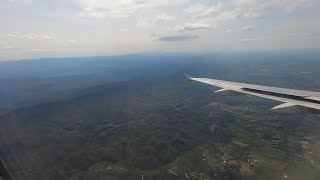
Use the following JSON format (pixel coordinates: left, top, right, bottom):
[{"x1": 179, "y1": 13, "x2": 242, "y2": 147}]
[{"x1": 1, "y1": 48, "x2": 320, "y2": 62}]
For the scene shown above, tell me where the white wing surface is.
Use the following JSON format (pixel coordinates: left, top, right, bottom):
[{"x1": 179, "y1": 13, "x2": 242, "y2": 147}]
[{"x1": 187, "y1": 75, "x2": 320, "y2": 113}]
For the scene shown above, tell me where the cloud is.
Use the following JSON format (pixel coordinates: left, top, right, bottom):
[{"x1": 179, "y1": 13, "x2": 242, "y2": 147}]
[
  {"x1": 22, "y1": 33, "x2": 38, "y2": 40},
  {"x1": 7, "y1": 0, "x2": 32, "y2": 4},
  {"x1": 272, "y1": 0, "x2": 313, "y2": 13},
  {"x1": 67, "y1": 40, "x2": 79, "y2": 43},
  {"x1": 240, "y1": 38, "x2": 258, "y2": 42},
  {"x1": 226, "y1": 28, "x2": 233, "y2": 33},
  {"x1": 185, "y1": 2, "x2": 265, "y2": 27},
  {"x1": 240, "y1": 36, "x2": 271, "y2": 42},
  {"x1": 120, "y1": 28, "x2": 130, "y2": 32},
  {"x1": 2, "y1": 45, "x2": 15, "y2": 49},
  {"x1": 241, "y1": 26, "x2": 254, "y2": 31},
  {"x1": 156, "y1": 14, "x2": 175, "y2": 22},
  {"x1": 6, "y1": 32, "x2": 56, "y2": 40},
  {"x1": 137, "y1": 14, "x2": 175, "y2": 27},
  {"x1": 233, "y1": 0, "x2": 256, "y2": 7},
  {"x1": 288, "y1": 33, "x2": 298, "y2": 37},
  {"x1": 7, "y1": 33, "x2": 19, "y2": 37},
  {"x1": 32, "y1": 48, "x2": 54, "y2": 52},
  {"x1": 192, "y1": 7, "x2": 266, "y2": 25},
  {"x1": 78, "y1": 0, "x2": 186, "y2": 18},
  {"x1": 174, "y1": 23, "x2": 211, "y2": 32},
  {"x1": 158, "y1": 34, "x2": 199, "y2": 42},
  {"x1": 287, "y1": 32, "x2": 314, "y2": 38},
  {"x1": 42, "y1": 34, "x2": 55, "y2": 40},
  {"x1": 185, "y1": 2, "x2": 223, "y2": 18},
  {"x1": 213, "y1": 6, "x2": 266, "y2": 23},
  {"x1": 185, "y1": 0, "x2": 313, "y2": 27}
]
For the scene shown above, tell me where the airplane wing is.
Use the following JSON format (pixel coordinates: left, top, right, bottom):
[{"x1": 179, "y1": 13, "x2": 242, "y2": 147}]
[{"x1": 187, "y1": 75, "x2": 320, "y2": 113}]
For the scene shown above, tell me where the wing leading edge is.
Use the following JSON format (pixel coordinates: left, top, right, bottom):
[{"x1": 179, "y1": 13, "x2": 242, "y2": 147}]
[{"x1": 187, "y1": 75, "x2": 320, "y2": 113}]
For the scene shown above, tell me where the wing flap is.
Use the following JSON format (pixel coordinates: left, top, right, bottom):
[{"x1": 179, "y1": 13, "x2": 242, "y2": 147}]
[{"x1": 305, "y1": 96, "x2": 320, "y2": 101}]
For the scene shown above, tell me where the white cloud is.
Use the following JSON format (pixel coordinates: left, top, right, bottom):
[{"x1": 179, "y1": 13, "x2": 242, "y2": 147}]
[
  {"x1": 185, "y1": 0, "x2": 313, "y2": 27},
  {"x1": 214, "y1": 7, "x2": 265, "y2": 23},
  {"x1": 233, "y1": 0, "x2": 256, "y2": 7},
  {"x1": 174, "y1": 22, "x2": 211, "y2": 32},
  {"x1": 78, "y1": 0, "x2": 186, "y2": 18},
  {"x1": 32, "y1": 48, "x2": 54, "y2": 52},
  {"x1": 240, "y1": 36, "x2": 271, "y2": 42},
  {"x1": 137, "y1": 14, "x2": 175, "y2": 27},
  {"x1": 78, "y1": 11, "x2": 109, "y2": 18},
  {"x1": 287, "y1": 32, "x2": 313, "y2": 37},
  {"x1": 185, "y1": 2, "x2": 223, "y2": 18},
  {"x1": 8, "y1": 0, "x2": 32, "y2": 4},
  {"x1": 226, "y1": 29, "x2": 233, "y2": 33},
  {"x1": 42, "y1": 34, "x2": 56, "y2": 40},
  {"x1": 3, "y1": 45, "x2": 14, "y2": 49},
  {"x1": 241, "y1": 26, "x2": 254, "y2": 31},
  {"x1": 22, "y1": 33, "x2": 38, "y2": 40},
  {"x1": 67, "y1": 40, "x2": 79, "y2": 43},
  {"x1": 288, "y1": 33, "x2": 298, "y2": 37},
  {"x1": 240, "y1": 38, "x2": 258, "y2": 42},
  {"x1": 7, "y1": 33, "x2": 18, "y2": 37},
  {"x1": 156, "y1": 14, "x2": 175, "y2": 22},
  {"x1": 6, "y1": 32, "x2": 56, "y2": 40},
  {"x1": 272, "y1": 0, "x2": 313, "y2": 13},
  {"x1": 184, "y1": 2, "x2": 265, "y2": 28},
  {"x1": 120, "y1": 28, "x2": 129, "y2": 32}
]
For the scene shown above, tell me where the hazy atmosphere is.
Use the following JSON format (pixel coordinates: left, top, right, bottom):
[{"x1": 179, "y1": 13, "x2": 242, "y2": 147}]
[{"x1": 1, "y1": 0, "x2": 320, "y2": 60}]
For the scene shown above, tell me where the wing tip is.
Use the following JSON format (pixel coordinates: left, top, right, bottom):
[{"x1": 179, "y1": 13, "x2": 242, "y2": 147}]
[{"x1": 184, "y1": 73, "x2": 194, "y2": 80}]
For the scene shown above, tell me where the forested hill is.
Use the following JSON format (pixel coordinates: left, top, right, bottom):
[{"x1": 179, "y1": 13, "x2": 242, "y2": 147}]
[{"x1": 1, "y1": 52, "x2": 320, "y2": 179}]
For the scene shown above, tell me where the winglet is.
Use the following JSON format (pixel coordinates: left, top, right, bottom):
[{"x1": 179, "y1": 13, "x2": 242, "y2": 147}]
[
  {"x1": 271, "y1": 102, "x2": 296, "y2": 110},
  {"x1": 185, "y1": 74, "x2": 196, "y2": 81}
]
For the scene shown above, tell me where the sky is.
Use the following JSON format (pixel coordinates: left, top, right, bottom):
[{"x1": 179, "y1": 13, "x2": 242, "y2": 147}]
[{"x1": 0, "y1": 0, "x2": 320, "y2": 60}]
